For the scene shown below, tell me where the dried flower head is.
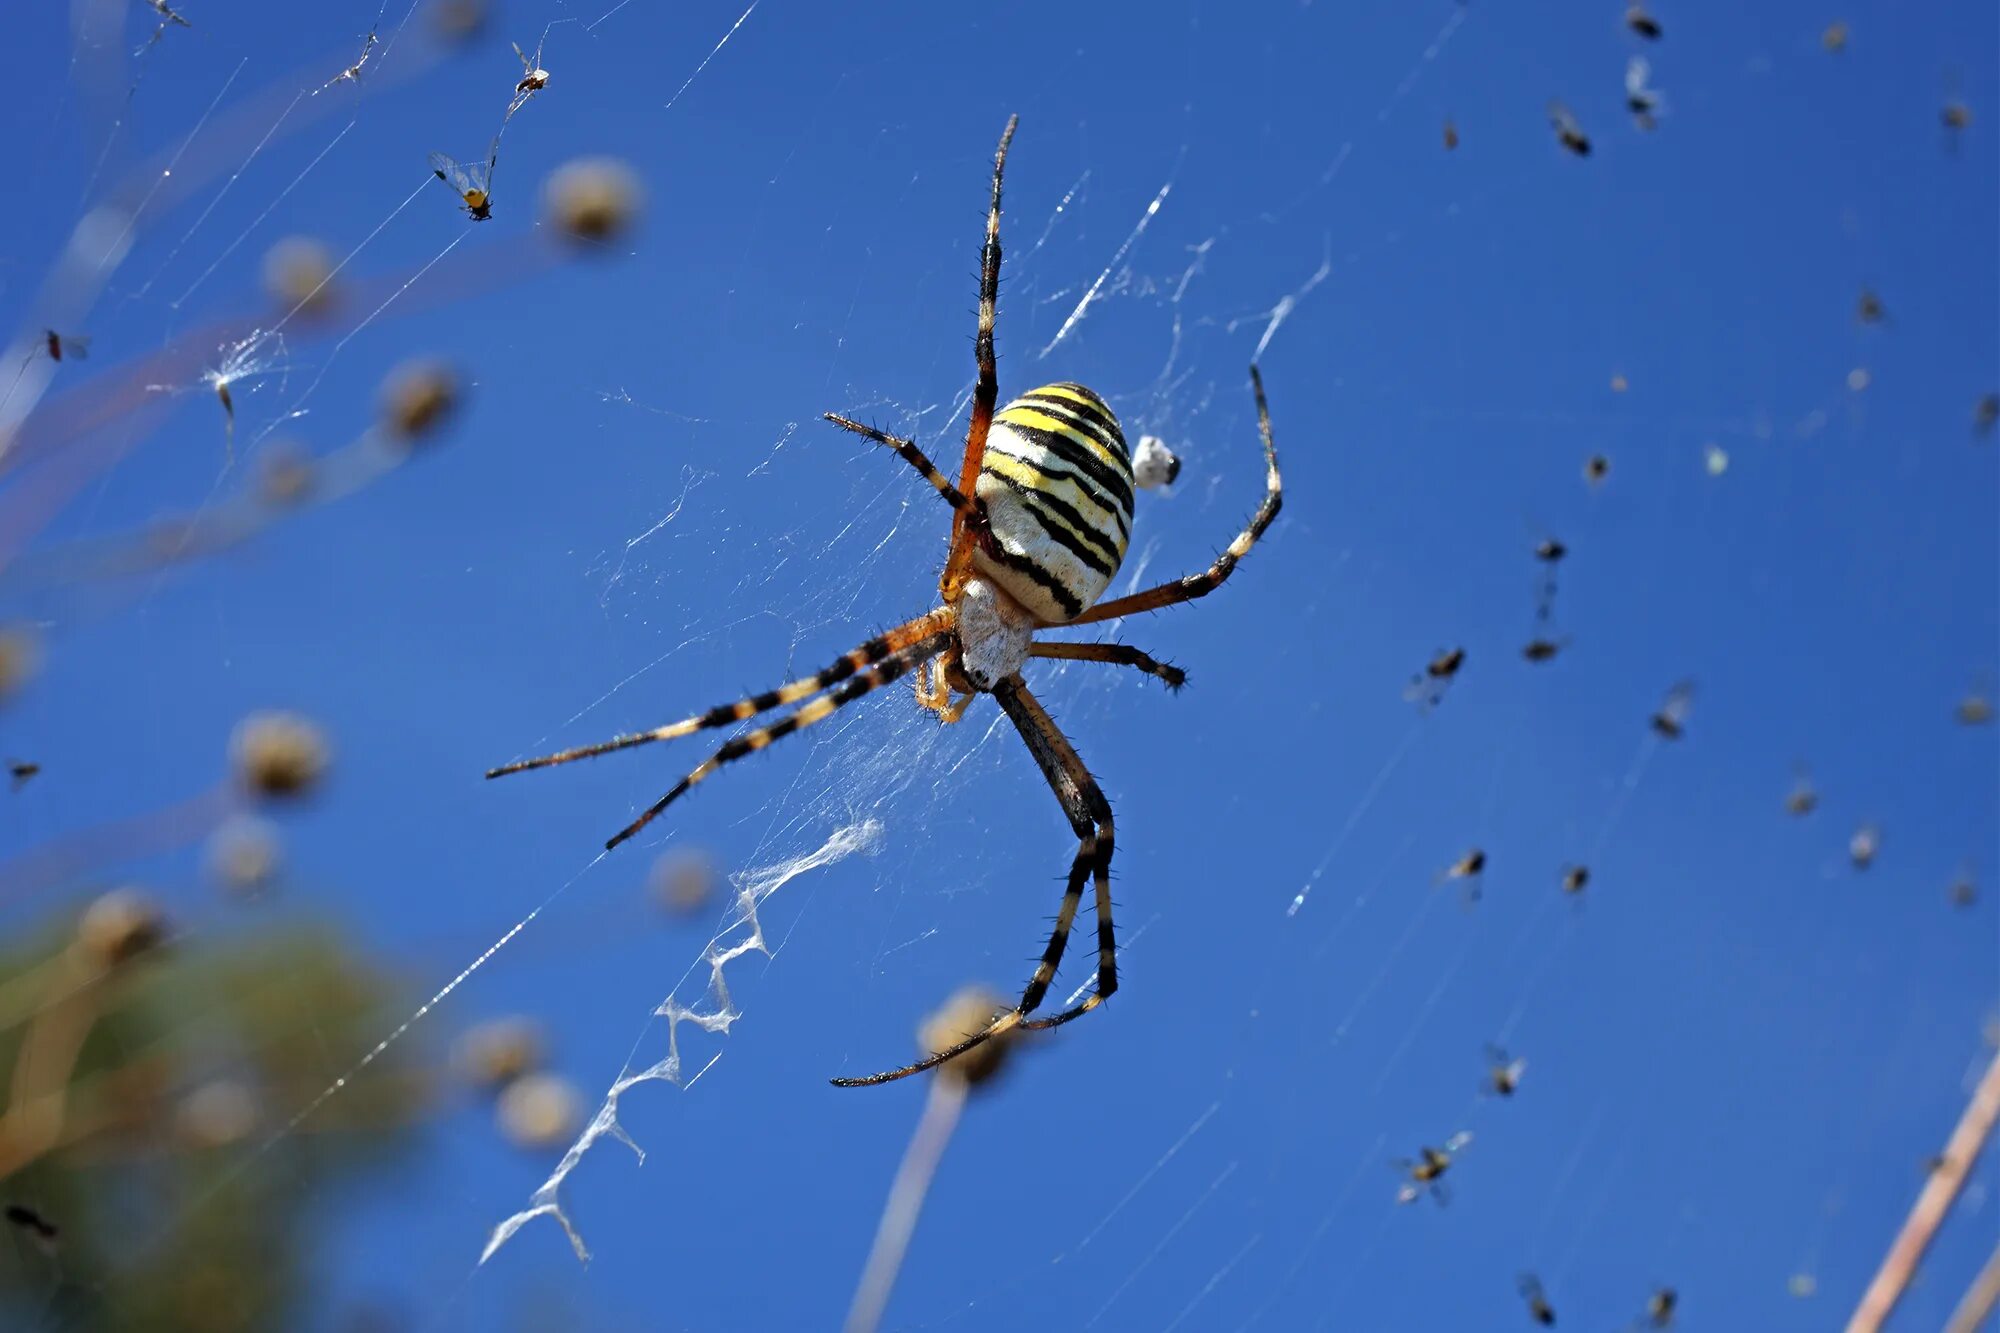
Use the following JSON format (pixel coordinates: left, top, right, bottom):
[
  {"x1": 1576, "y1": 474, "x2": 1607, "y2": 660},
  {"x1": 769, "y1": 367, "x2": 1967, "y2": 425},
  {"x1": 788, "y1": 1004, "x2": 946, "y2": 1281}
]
[{"x1": 231, "y1": 711, "x2": 331, "y2": 800}]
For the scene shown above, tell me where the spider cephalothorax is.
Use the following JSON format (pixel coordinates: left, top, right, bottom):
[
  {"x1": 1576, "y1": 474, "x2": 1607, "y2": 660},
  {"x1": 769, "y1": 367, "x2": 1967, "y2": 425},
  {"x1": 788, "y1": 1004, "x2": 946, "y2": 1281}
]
[{"x1": 489, "y1": 117, "x2": 1283, "y2": 1086}]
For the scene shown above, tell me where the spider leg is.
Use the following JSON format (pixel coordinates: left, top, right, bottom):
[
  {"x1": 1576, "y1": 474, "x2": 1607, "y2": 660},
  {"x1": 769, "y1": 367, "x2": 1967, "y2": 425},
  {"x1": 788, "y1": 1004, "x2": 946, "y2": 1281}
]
[
  {"x1": 1029, "y1": 640, "x2": 1186, "y2": 690},
  {"x1": 939, "y1": 115, "x2": 1019, "y2": 605},
  {"x1": 831, "y1": 674, "x2": 1115, "y2": 1087},
  {"x1": 604, "y1": 632, "x2": 951, "y2": 850},
  {"x1": 1065, "y1": 366, "x2": 1282, "y2": 626},
  {"x1": 487, "y1": 608, "x2": 949, "y2": 778},
  {"x1": 821, "y1": 415, "x2": 982, "y2": 521}
]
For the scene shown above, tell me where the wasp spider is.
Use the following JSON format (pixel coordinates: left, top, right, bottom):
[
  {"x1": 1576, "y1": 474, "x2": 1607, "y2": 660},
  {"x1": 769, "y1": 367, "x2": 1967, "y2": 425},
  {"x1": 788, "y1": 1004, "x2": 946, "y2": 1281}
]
[{"x1": 488, "y1": 117, "x2": 1284, "y2": 1086}]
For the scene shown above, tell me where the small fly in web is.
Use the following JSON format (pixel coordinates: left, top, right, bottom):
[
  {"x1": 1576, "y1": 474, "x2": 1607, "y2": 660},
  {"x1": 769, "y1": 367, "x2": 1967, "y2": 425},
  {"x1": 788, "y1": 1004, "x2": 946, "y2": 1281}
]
[
  {"x1": 506, "y1": 33, "x2": 553, "y2": 123},
  {"x1": 43, "y1": 330, "x2": 89, "y2": 363},
  {"x1": 430, "y1": 141, "x2": 498, "y2": 221},
  {"x1": 316, "y1": 28, "x2": 377, "y2": 94},
  {"x1": 487, "y1": 117, "x2": 1286, "y2": 1087}
]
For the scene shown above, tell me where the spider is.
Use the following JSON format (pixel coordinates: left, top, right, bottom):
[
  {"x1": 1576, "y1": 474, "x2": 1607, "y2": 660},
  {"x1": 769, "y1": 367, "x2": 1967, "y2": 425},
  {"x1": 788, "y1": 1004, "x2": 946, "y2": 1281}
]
[{"x1": 486, "y1": 117, "x2": 1284, "y2": 1088}]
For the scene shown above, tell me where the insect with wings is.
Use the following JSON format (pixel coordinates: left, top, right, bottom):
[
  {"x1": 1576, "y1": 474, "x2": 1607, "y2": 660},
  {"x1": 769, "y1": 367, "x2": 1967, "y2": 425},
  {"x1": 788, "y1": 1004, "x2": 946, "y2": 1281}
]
[{"x1": 430, "y1": 141, "x2": 499, "y2": 221}]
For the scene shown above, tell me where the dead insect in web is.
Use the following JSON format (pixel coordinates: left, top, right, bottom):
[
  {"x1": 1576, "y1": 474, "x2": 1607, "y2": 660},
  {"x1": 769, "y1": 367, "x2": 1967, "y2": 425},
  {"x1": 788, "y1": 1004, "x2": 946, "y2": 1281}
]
[
  {"x1": 1485, "y1": 1044, "x2": 1528, "y2": 1097},
  {"x1": 1848, "y1": 821, "x2": 1879, "y2": 870},
  {"x1": 1975, "y1": 393, "x2": 1998, "y2": 435},
  {"x1": 1584, "y1": 453, "x2": 1611, "y2": 486},
  {"x1": 1643, "y1": 1285, "x2": 1678, "y2": 1327},
  {"x1": 1441, "y1": 847, "x2": 1486, "y2": 905},
  {"x1": 1443, "y1": 117, "x2": 1460, "y2": 151},
  {"x1": 1395, "y1": 1131, "x2": 1471, "y2": 1204},
  {"x1": 1561, "y1": 863, "x2": 1590, "y2": 896},
  {"x1": 1523, "y1": 637, "x2": 1566, "y2": 663},
  {"x1": 1548, "y1": 101, "x2": 1591, "y2": 156},
  {"x1": 4, "y1": 1204, "x2": 58, "y2": 1256},
  {"x1": 1131, "y1": 434, "x2": 1182, "y2": 490},
  {"x1": 1407, "y1": 646, "x2": 1467, "y2": 706},
  {"x1": 1534, "y1": 536, "x2": 1568, "y2": 564},
  {"x1": 8, "y1": 759, "x2": 39, "y2": 790},
  {"x1": 1784, "y1": 767, "x2": 1819, "y2": 816},
  {"x1": 1519, "y1": 1272, "x2": 1557, "y2": 1325},
  {"x1": 1822, "y1": 19, "x2": 1848, "y2": 52},
  {"x1": 1856, "y1": 287, "x2": 1886, "y2": 325},
  {"x1": 1650, "y1": 679, "x2": 1694, "y2": 739},
  {"x1": 506, "y1": 34, "x2": 553, "y2": 122},
  {"x1": 315, "y1": 27, "x2": 376, "y2": 94},
  {"x1": 141, "y1": 0, "x2": 192, "y2": 36},
  {"x1": 43, "y1": 330, "x2": 89, "y2": 362},
  {"x1": 430, "y1": 142, "x2": 498, "y2": 221},
  {"x1": 1624, "y1": 2, "x2": 1662, "y2": 40},
  {"x1": 1627, "y1": 56, "x2": 1664, "y2": 130}
]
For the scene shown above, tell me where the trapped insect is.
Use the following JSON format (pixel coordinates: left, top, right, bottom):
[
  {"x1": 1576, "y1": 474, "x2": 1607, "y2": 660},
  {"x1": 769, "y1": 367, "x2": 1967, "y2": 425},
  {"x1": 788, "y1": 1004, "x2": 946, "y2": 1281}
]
[
  {"x1": 316, "y1": 28, "x2": 377, "y2": 93},
  {"x1": 1407, "y1": 646, "x2": 1466, "y2": 706},
  {"x1": 1395, "y1": 1131, "x2": 1471, "y2": 1204},
  {"x1": 1651, "y1": 679, "x2": 1694, "y2": 739},
  {"x1": 1549, "y1": 101, "x2": 1592, "y2": 156},
  {"x1": 1518, "y1": 1272, "x2": 1557, "y2": 1325},
  {"x1": 431, "y1": 141, "x2": 499, "y2": 220},
  {"x1": 1624, "y1": 2, "x2": 1662, "y2": 40},
  {"x1": 506, "y1": 35, "x2": 552, "y2": 121},
  {"x1": 43, "y1": 330, "x2": 89, "y2": 362},
  {"x1": 1485, "y1": 1044, "x2": 1528, "y2": 1096},
  {"x1": 488, "y1": 118, "x2": 1284, "y2": 1088}
]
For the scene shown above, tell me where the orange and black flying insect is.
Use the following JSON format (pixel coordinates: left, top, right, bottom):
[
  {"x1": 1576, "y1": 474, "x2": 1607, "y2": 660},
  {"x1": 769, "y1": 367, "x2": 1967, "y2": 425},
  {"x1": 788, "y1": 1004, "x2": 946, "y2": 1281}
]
[{"x1": 430, "y1": 142, "x2": 498, "y2": 221}]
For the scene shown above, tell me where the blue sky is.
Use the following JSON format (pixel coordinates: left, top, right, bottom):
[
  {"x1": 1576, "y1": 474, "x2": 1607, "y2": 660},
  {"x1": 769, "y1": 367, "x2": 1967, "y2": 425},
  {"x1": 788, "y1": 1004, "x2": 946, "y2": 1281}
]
[{"x1": 2, "y1": 0, "x2": 1996, "y2": 1328}]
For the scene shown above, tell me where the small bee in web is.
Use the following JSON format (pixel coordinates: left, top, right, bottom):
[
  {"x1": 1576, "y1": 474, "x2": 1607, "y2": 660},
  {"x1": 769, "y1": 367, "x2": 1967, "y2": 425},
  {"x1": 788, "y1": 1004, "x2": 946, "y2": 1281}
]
[
  {"x1": 1406, "y1": 646, "x2": 1466, "y2": 707},
  {"x1": 1561, "y1": 863, "x2": 1590, "y2": 896},
  {"x1": 43, "y1": 329, "x2": 89, "y2": 362},
  {"x1": 1855, "y1": 287, "x2": 1887, "y2": 325},
  {"x1": 1443, "y1": 117, "x2": 1460, "y2": 150},
  {"x1": 506, "y1": 32, "x2": 555, "y2": 122},
  {"x1": 315, "y1": 28, "x2": 377, "y2": 94},
  {"x1": 1975, "y1": 393, "x2": 1998, "y2": 435},
  {"x1": 430, "y1": 141, "x2": 498, "y2": 221},
  {"x1": 1584, "y1": 453, "x2": 1611, "y2": 486},
  {"x1": 1485, "y1": 1044, "x2": 1528, "y2": 1097},
  {"x1": 4, "y1": 1203, "x2": 58, "y2": 1256},
  {"x1": 1395, "y1": 1131, "x2": 1471, "y2": 1204},
  {"x1": 1624, "y1": 2, "x2": 1662, "y2": 40},
  {"x1": 8, "y1": 760, "x2": 39, "y2": 790},
  {"x1": 1849, "y1": 822, "x2": 1880, "y2": 870},
  {"x1": 1626, "y1": 56, "x2": 1664, "y2": 130},
  {"x1": 1518, "y1": 1272, "x2": 1558, "y2": 1325},
  {"x1": 1441, "y1": 846, "x2": 1487, "y2": 905},
  {"x1": 1783, "y1": 766, "x2": 1819, "y2": 816},
  {"x1": 1650, "y1": 679, "x2": 1694, "y2": 739},
  {"x1": 1641, "y1": 1285, "x2": 1678, "y2": 1327},
  {"x1": 1548, "y1": 101, "x2": 1592, "y2": 156}
]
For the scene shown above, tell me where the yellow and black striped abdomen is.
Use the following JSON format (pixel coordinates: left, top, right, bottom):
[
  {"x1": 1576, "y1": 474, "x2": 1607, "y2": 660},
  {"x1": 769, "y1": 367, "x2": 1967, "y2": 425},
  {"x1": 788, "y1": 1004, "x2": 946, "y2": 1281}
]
[{"x1": 973, "y1": 383, "x2": 1134, "y2": 623}]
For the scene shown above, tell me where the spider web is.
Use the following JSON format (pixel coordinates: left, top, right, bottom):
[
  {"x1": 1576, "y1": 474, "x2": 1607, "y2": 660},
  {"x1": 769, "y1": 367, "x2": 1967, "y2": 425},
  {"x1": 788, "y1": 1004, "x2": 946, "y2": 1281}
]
[{"x1": 1, "y1": 2, "x2": 1995, "y2": 1331}]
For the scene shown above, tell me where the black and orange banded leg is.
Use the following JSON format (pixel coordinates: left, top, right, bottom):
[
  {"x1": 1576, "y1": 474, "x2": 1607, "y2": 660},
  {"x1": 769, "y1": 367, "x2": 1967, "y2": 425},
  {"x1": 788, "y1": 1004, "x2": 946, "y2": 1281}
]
[
  {"x1": 1066, "y1": 365, "x2": 1283, "y2": 627},
  {"x1": 486, "y1": 608, "x2": 950, "y2": 779},
  {"x1": 1029, "y1": 640, "x2": 1187, "y2": 690},
  {"x1": 940, "y1": 114, "x2": 1018, "y2": 603},
  {"x1": 831, "y1": 673, "x2": 1116, "y2": 1087},
  {"x1": 605, "y1": 632, "x2": 952, "y2": 851},
  {"x1": 820, "y1": 415, "x2": 992, "y2": 548}
]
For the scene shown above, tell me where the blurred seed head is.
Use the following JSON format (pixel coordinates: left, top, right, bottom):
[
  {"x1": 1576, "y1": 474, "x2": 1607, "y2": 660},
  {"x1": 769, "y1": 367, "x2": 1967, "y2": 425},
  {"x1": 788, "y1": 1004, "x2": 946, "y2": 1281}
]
[
  {"x1": 542, "y1": 157, "x2": 643, "y2": 248},
  {"x1": 255, "y1": 440, "x2": 317, "y2": 508},
  {"x1": 1958, "y1": 690, "x2": 1993, "y2": 725},
  {"x1": 262, "y1": 236, "x2": 339, "y2": 317},
  {"x1": 1942, "y1": 100, "x2": 1973, "y2": 131},
  {"x1": 1849, "y1": 822, "x2": 1880, "y2": 869},
  {"x1": 232, "y1": 711, "x2": 331, "y2": 800},
  {"x1": 431, "y1": 0, "x2": 489, "y2": 42},
  {"x1": 206, "y1": 815, "x2": 284, "y2": 897},
  {"x1": 648, "y1": 846, "x2": 719, "y2": 918},
  {"x1": 1610, "y1": 373, "x2": 1629, "y2": 393},
  {"x1": 378, "y1": 359, "x2": 463, "y2": 447},
  {"x1": 1704, "y1": 443, "x2": 1729, "y2": 476},
  {"x1": 1975, "y1": 393, "x2": 1998, "y2": 433},
  {"x1": 177, "y1": 1078, "x2": 263, "y2": 1149},
  {"x1": 1789, "y1": 1272, "x2": 1817, "y2": 1298},
  {"x1": 0, "y1": 624, "x2": 43, "y2": 705},
  {"x1": 496, "y1": 1071, "x2": 583, "y2": 1149},
  {"x1": 918, "y1": 985, "x2": 1018, "y2": 1090},
  {"x1": 1847, "y1": 366, "x2": 1871, "y2": 392},
  {"x1": 76, "y1": 887, "x2": 168, "y2": 970},
  {"x1": 1821, "y1": 21, "x2": 1848, "y2": 53},
  {"x1": 454, "y1": 1016, "x2": 547, "y2": 1090}
]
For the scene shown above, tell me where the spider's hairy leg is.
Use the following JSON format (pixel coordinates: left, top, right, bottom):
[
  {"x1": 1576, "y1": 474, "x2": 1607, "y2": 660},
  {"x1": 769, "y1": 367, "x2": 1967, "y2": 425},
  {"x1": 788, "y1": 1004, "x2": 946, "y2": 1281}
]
[
  {"x1": 604, "y1": 632, "x2": 952, "y2": 850},
  {"x1": 485, "y1": 608, "x2": 950, "y2": 779},
  {"x1": 940, "y1": 114, "x2": 1019, "y2": 605},
  {"x1": 1029, "y1": 640, "x2": 1186, "y2": 690},
  {"x1": 821, "y1": 415, "x2": 978, "y2": 517},
  {"x1": 832, "y1": 674, "x2": 1115, "y2": 1088},
  {"x1": 1066, "y1": 365, "x2": 1283, "y2": 626}
]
